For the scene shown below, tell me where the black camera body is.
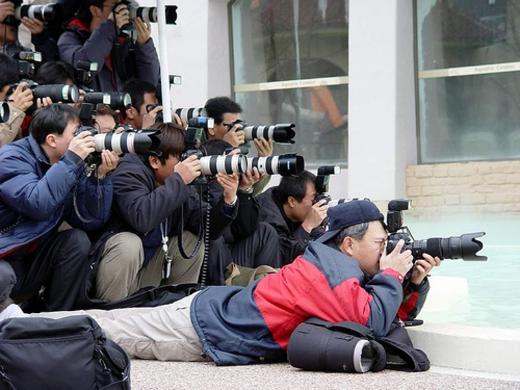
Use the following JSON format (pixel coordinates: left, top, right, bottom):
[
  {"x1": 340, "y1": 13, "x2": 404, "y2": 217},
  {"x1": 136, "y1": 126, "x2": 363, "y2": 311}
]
[
  {"x1": 314, "y1": 165, "x2": 341, "y2": 205},
  {"x1": 385, "y1": 199, "x2": 487, "y2": 262},
  {"x1": 75, "y1": 61, "x2": 98, "y2": 91}
]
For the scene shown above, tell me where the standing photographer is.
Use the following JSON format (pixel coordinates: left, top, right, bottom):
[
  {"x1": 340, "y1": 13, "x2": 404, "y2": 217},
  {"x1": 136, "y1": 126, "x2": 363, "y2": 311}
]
[
  {"x1": 0, "y1": 0, "x2": 58, "y2": 61},
  {"x1": 58, "y1": 0, "x2": 160, "y2": 92},
  {"x1": 0, "y1": 104, "x2": 118, "y2": 311}
]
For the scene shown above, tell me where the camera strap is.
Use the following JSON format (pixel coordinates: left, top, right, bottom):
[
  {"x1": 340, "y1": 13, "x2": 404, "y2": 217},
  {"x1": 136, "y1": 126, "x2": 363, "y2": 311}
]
[{"x1": 160, "y1": 218, "x2": 173, "y2": 280}]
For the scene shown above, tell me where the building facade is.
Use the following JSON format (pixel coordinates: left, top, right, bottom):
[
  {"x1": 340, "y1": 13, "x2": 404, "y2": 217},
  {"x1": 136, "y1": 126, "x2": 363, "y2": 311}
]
[{"x1": 138, "y1": 0, "x2": 520, "y2": 213}]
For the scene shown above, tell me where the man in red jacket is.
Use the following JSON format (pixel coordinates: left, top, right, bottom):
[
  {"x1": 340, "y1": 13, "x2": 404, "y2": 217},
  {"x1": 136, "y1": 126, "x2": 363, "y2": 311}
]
[{"x1": 1, "y1": 199, "x2": 440, "y2": 365}]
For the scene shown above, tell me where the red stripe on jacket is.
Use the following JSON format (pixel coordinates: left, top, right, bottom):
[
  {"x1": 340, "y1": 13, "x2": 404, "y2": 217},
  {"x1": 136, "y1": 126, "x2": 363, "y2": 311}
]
[{"x1": 254, "y1": 256, "x2": 373, "y2": 348}]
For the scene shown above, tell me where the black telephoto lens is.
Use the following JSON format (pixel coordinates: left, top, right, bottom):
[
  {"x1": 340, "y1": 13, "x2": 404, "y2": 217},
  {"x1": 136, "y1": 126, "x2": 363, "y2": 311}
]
[
  {"x1": 32, "y1": 84, "x2": 79, "y2": 103},
  {"x1": 85, "y1": 92, "x2": 132, "y2": 110},
  {"x1": 411, "y1": 232, "x2": 487, "y2": 261}
]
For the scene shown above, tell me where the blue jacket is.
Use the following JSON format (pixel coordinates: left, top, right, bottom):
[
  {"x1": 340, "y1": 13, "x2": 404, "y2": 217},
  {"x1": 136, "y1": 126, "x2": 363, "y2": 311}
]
[
  {"x1": 191, "y1": 241, "x2": 404, "y2": 365},
  {"x1": 0, "y1": 136, "x2": 113, "y2": 256},
  {"x1": 58, "y1": 19, "x2": 160, "y2": 92}
]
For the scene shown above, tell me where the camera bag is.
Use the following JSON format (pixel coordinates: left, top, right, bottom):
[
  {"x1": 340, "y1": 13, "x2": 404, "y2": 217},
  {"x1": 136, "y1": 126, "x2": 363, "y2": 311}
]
[
  {"x1": 287, "y1": 317, "x2": 430, "y2": 373},
  {"x1": 0, "y1": 315, "x2": 130, "y2": 390}
]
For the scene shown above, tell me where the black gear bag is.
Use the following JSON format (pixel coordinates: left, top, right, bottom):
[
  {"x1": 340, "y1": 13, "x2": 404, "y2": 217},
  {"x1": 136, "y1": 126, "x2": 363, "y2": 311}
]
[
  {"x1": 0, "y1": 315, "x2": 130, "y2": 390},
  {"x1": 287, "y1": 317, "x2": 429, "y2": 373}
]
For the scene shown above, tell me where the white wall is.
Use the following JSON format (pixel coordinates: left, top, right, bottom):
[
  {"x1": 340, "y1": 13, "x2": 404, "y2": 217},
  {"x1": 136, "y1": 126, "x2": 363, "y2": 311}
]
[
  {"x1": 142, "y1": 0, "x2": 212, "y2": 108},
  {"x1": 348, "y1": 0, "x2": 417, "y2": 201}
]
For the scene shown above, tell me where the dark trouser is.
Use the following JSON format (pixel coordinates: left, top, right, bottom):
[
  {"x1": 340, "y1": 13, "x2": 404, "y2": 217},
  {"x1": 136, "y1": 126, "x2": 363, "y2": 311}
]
[
  {"x1": 6, "y1": 229, "x2": 91, "y2": 312},
  {"x1": 206, "y1": 223, "x2": 281, "y2": 285}
]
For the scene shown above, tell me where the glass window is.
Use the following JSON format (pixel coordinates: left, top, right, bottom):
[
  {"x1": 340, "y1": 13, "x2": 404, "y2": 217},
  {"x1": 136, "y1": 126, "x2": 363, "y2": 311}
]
[
  {"x1": 417, "y1": 0, "x2": 520, "y2": 163},
  {"x1": 230, "y1": 0, "x2": 349, "y2": 168}
]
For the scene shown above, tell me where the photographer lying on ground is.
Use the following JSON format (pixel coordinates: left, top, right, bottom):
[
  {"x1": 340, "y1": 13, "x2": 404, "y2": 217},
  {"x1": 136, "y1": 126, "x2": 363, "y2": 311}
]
[
  {"x1": 90, "y1": 122, "x2": 239, "y2": 303},
  {"x1": 257, "y1": 170, "x2": 329, "y2": 264},
  {"x1": 58, "y1": 0, "x2": 160, "y2": 92},
  {"x1": 0, "y1": 104, "x2": 118, "y2": 312},
  {"x1": 0, "y1": 199, "x2": 440, "y2": 364}
]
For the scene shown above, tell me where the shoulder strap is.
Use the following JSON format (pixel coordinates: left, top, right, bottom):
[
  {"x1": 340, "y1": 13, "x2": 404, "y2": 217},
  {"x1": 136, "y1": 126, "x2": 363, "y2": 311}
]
[{"x1": 304, "y1": 317, "x2": 374, "y2": 339}]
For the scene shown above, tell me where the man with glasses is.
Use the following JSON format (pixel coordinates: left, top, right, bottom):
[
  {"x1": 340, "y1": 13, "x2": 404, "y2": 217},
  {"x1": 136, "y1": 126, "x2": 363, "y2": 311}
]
[{"x1": 1, "y1": 199, "x2": 436, "y2": 365}]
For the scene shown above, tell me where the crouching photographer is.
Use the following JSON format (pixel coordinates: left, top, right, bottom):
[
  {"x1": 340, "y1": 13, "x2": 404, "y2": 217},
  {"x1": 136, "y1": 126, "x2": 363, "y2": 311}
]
[
  {"x1": 0, "y1": 104, "x2": 116, "y2": 312},
  {"x1": 91, "y1": 122, "x2": 239, "y2": 303},
  {"x1": 257, "y1": 170, "x2": 329, "y2": 265},
  {"x1": 201, "y1": 139, "x2": 282, "y2": 285}
]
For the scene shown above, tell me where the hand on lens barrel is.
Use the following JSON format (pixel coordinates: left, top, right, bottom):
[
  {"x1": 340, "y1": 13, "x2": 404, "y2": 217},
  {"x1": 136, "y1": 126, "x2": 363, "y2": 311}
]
[
  {"x1": 0, "y1": 1, "x2": 15, "y2": 23},
  {"x1": 254, "y1": 138, "x2": 273, "y2": 157},
  {"x1": 69, "y1": 131, "x2": 96, "y2": 161},
  {"x1": 135, "y1": 17, "x2": 151, "y2": 45},
  {"x1": 8, "y1": 83, "x2": 33, "y2": 112},
  {"x1": 239, "y1": 167, "x2": 262, "y2": 191},
  {"x1": 174, "y1": 154, "x2": 201, "y2": 185},
  {"x1": 96, "y1": 150, "x2": 120, "y2": 178},
  {"x1": 21, "y1": 17, "x2": 44, "y2": 35},
  {"x1": 410, "y1": 253, "x2": 441, "y2": 285},
  {"x1": 36, "y1": 97, "x2": 53, "y2": 108},
  {"x1": 302, "y1": 199, "x2": 329, "y2": 233},
  {"x1": 223, "y1": 123, "x2": 245, "y2": 147},
  {"x1": 110, "y1": 3, "x2": 130, "y2": 29},
  {"x1": 217, "y1": 173, "x2": 239, "y2": 204},
  {"x1": 379, "y1": 239, "x2": 414, "y2": 277}
]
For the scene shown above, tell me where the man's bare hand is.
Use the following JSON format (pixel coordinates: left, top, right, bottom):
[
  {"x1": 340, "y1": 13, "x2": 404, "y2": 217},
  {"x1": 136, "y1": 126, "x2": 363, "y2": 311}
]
[
  {"x1": 222, "y1": 123, "x2": 245, "y2": 147},
  {"x1": 174, "y1": 154, "x2": 201, "y2": 185},
  {"x1": 21, "y1": 17, "x2": 44, "y2": 35},
  {"x1": 302, "y1": 199, "x2": 328, "y2": 232},
  {"x1": 254, "y1": 138, "x2": 273, "y2": 157},
  {"x1": 135, "y1": 17, "x2": 151, "y2": 45},
  {"x1": 410, "y1": 253, "x2": 441, "y2": 285},
  {"x1": 8, "y1": 83, "x2": 33, "y2": 112},
  {"x1": 239, "y1": 167, "x2": 262, "y2": 191},
  {"x1": 69, "y1": 131, "x2": 96, "y2": 160},
  {"x1": 0, "y1": 1, "x2": 14, "y2": 23},
  {"x1": 142, "y1": 105, "x2": 162, "y2": 129},
  {"x1": 217, "y1": 173, "x2": 239, "y2": 204},
  {"x1": 380, "y1": 239, "x2": 413, "y2": 277},
  {"x1": 96, "y1": 150, "x2": 120, "y2": 178}
]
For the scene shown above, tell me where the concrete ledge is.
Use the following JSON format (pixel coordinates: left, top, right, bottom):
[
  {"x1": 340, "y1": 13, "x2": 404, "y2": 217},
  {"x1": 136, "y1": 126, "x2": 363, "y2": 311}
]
[{"x1": 407, "y1": 323, "x2": 520, "y2": 376}]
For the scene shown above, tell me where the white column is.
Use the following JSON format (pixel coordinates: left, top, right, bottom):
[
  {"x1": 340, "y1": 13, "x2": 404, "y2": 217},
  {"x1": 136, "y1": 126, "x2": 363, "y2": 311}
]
[{"x1": 347, "y1": 0, "x2": 417, "y2": 201}]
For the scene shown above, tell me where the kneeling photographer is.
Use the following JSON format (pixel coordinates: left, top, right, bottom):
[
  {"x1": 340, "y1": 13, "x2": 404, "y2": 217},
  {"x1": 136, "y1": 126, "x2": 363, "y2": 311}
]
[
  {"x1": 202, "y1": 139, "x2": 282, "y2": 285},
  {"x1": 92, "y1": 122, "x2": 239, "y2": 303},
  {"x1": 0, "y1": 104, "x2": 117, "y2": 312}
]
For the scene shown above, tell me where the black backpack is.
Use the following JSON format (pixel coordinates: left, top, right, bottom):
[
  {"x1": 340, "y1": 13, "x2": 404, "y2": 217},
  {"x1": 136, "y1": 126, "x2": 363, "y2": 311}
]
[{"x1": 0, "y1": 315, "x2": 130, "y2": 390}]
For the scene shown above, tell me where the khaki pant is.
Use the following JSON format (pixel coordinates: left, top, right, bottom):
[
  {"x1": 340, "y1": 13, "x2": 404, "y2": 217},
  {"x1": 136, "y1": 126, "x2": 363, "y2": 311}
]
[
  {"x1": 31, "y1": 292, "x2": 206, "y2": 362},
  {"x1": 95, "y1": 231, "x2": 204, "y2": 302}
]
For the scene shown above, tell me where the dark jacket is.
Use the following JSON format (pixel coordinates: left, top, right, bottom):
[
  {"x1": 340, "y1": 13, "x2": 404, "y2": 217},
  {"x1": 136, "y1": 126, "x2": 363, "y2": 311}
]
[
  {"x1": 257, "y1": 187, "x2": 322, "y2": 264},
  {"x1": 106, "y1": 154, "x2": 237, "y2": 263},
  {"x1": 58, "y1": 19, "x2": 160, "y2": 92},
  {"x1": 4, "y1": 34, "x2": 58, "y2": 64},
  {"x1": 207, "y1": 181, "x2": 259, "y2": 244},
  {"x1": 0, "y1": 136, "x2": 113, "y2": 256},
  {"x1": 191, "y1": 241, "x2": 406, "y2": 365}
]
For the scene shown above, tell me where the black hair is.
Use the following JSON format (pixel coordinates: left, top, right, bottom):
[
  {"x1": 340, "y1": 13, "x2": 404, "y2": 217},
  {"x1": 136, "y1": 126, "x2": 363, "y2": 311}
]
[
  {"x1": 0, "y1": 53, "x2": 20, "y2": 90},
  {"x1": 201, "y1": 139, "x2": 232, "y2": 156},
  {"x1": 275, "y1": 170, "x2": 317, "y2": 204},
  {"x1": 35, "y1": 61, "x2": 76, "y2": 85},
  {"x1": 123, "y1": 78, "x2": 157, "y2": 113},
  {"x1": 204, "y1": 96, "x2": 242, "y2": 125},
  {"x1": 76, "y1": 0, "x2": 105, "y2": 25},
  {"x1": 147, "y1": 122, "x2": 186, "y2": 164},
  {"x1": 30, "y1": 104, "x2": 80, "y2": 144}
]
